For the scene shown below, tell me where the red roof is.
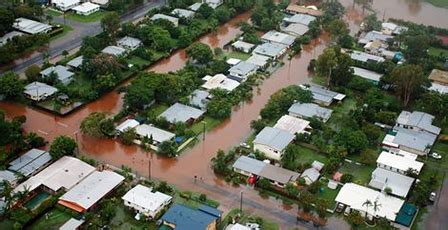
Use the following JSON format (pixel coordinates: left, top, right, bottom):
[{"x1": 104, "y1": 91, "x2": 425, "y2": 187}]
[
  {"x1": 437, "y1": 35, "x2": 448, "y2": 46},
  {"x1": 333, "y1": 172, "x2": 343, "y2": 181}
]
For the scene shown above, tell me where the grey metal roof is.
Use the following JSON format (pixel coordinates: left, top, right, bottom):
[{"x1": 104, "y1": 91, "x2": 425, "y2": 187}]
[
  {"x1": 0, "y1": 170, "x2": 18, "y2": 184},
  {"x1": 8, "y1": 149, "x2": 52, "y2": 177},
  {"x1": 253, "y1": 43, "x2": 287, "y2": 58},
  {"x1": 117, "y1": 36, "x2": 142, "y2": 49},
  {"x1": 396, "y1": 111, "x2": 441, "y2": 135},
  {"x1": 288, "y1": 103, "x2": 333, "y2": 121},
  {"x1": 229, "y1": 61, "x2": 258, "y2": 76},
  {"x1": 253, "y1": 127, "x2": 295, "y2": 151},
  {"x1": 13, "y1": 18, "x2": 52, "y2": 35},
  {"x1": 358, "y1": 31, "x2": 393, "y2": 44},
  {"x1": 159, "y1": 103, "x2": 205, "y2": 123},
  {"x1": 351, "y1": 66, "x2": 383, "y2": 82},
  {"x1": 393, "y1": 127, "x2": 438, "y2": 152},
  {"x1": 308, "y1": 85, "x2": 340, "y2": 104},
  {"x1": 171, "y1": 8, "x2": 195, "y2": 18},
  {"x1": 101, "y1": 46, "x2": 126, "y2": 56},
  {"x1": 369, "y1": 167, "x2": 414, "y2": 198},
  {"x1": 67, "y1": 56, "x2": 84, "y2": 68},
  {"x1": 189, "y1": 89, "x2": 210, "y2": 110},
  {"x1": 40, "y1": 65, "x2": 74, "y2": 83},
  {"x1": 350, "y1": 50, "x2": 385, "y2": 63},
  {"x1": 246, "y1": 54, "x2": 270, "y2": 67},
  {"x1": 300, "y1": 167, "x2": 320, "y2": 182},
  {"x1": 150, "y1": 14, "x2": 179, "y2": 25},
  {"x1": 24, "y1": 82, "x2": 58, "y2": 98},
  {"x1": 261, "y1": 30, "x2": 295, "y2": 46},
  {"x1": 188, "y1": 2, "x2": 203, "y2": 11},
  {"x1": 283, "y1": 13, "x2": 316, "y2": 26},
  {"x1": 282, "y1": 23, "x2": 309, "y2": 37},
  {"x1": 232, "y1": 156, "x2": 265, "y2": 175}
]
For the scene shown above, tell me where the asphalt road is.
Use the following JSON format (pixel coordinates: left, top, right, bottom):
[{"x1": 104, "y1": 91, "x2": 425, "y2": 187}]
[{"x1": 4, "y1": 0, "x2": 164, "y2": 74}]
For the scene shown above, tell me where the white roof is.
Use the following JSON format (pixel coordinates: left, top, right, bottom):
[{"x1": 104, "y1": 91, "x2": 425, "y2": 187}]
[
  {"x1": 72, "y1": 2, "x2": 100, "y2": 13},
  {"x1": 171, "y1": 8, "x2": 195, "y2": 18},
  {"x1": 0, "y1": 170, "x2": 18, "y2": 184},
  {"x1": 261, "y1": 30, "x2": 295, "y2": 46},
  {"x1": 116, "y1": 119, "x2": 139, "y2": 133},
  {"x1": 14, "y1": 156, "x2": 96, "y2": 194},
  {"x1": 150, "y1": 14, "x2": 179, "y2": 25},
  {"x1": 351, "y1": 66, "x2": 383, "y2": 82},
  {"x1": 102, "y1": 45, "x2": 126, "y2": 56},
  {"x1": 13, "y1": 18, "x2": 52, "y2": 35},
  {"x1": 117, "y1": 36, "x2": 142, "y2": 48},
  {"x1": 91, "y1": 0, "x2": 109, "y2": 5},
  {"x1": 67, "y1": 56, "x2": 84, "y2": 68},
  {"x1": 246, "y1": 54, "x2": 270, "y2": 67},
  {"x1": 188, "y1": 2, "x2": 203, "y2": 11},
  {"x1": 59, "y1": 218, "x2": 85, "y2": 230},
  {"x1": 59, "y1": 171, "x2": 124, "y2": 211},
  {"x1": 24, "y1": 82, "x2": 58, "y2": 99},
  {"x1": 226, "y1": 58, "x2": 241, "y2": 66},
  {"x1": 282, "y1": 23, "x2": 309, "y2": 37},
  {"x1": 232, "y1": 40, "x2": 255, "y2": 51},
  {"x1": 335, "y1": 183, "x2": 404, "y2": 221},
  {"x1": 350, "y1": 50, "x2": 385, "y2": 63},
  {"x1": 122, "y1": 184, "x2": 172, "y2": 212},
  {"x1": 274, "y1": 115, "x2": 311, "y2": 135},
  {"x1": 135, "y1": 124, "x2": 175, "y2": 143},
  {"x1": 53, "y1": 0, "x2": 81, "y2": 7},
  {"x1": 429, "y1": 82, "x2": 448, "y2": 94},
  {"x1": 283, "y1": 13, "x2": 316, "y2": 26},
  {"x1": 369, "y1": 167, "x2": 414, "y2": 198},
  {"x1": 226, "y1": 223, "x2": 251, "y2": 230},
  {"x1": 202, "y1": 74, "x2": 240, "y2": 92},
  {"x1": 377, "y1": 151, "x2": 424, "y2": 174},
  {"x1": 0, "y1": 31, "x2": 24, "y2": 47}
]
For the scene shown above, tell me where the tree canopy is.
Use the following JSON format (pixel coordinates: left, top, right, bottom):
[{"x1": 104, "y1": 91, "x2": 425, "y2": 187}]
[{"x1": 49, "y1": 136, "x2": 77, "y2": 159}]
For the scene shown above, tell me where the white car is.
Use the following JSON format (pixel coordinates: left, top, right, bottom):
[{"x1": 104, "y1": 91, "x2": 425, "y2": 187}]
[
  {"x1": 429, "y1": 192, "x2": 437, "y2": 202},
  {"x1": 430, "y1": 152, "x2": 442, "y2": 160}
]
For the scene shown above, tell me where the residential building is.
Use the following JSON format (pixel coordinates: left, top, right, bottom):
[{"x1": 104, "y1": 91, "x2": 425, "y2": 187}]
[
  {"x1": 253, "y1": 127, "x2": 295, "y2": 160},
  {"x1": 300, "y1": 167, "x2": 320, "y2": 185},
  {"x1": 8, "y1": 149, "x2": 52, "y2": 177},
  {"x1": 58, "y1": 171, "x2": 124, "y2": 212},
  {"x1": 261, "y1": 31, "x2": 295, "y2": 47},
  {"x1": 395, "y1": 111, "x2": 441, "y2": 135},
  {"x1": 283, "y1": 13, "x2": 316, "y2": 26},
  {"x1": 40, "y1": 65, "x2": 75, "y2": 85},
  {"x1": 202, "y1": 74, "x2": 240, "y2": 92},
  {"x1": 59, "y1": 218, "x2": 84, "y2": 230},
  {"x1": 91, "y1": 0, "x2": 109, "y2": 6},
  {"x1": 102, "y1": 45, "x2": 127, "y2": 57},
  {"x1": 358, "y1": 31, "x2": 393, "y2": 45},
  {"x1": 14, "y1": 156, "x2": 96, "y2": 194},
  {"x1": 228, "y1": 61, "x2": 258, "y2": 82},
  {"x1": 385, "y1": 127, "x2": 437, "y2": 156},
  {"x1": 52, "y1": 0, "x2": 81, "y2": 11},
  {"x1": 351, "y1": 66, "x2": 383, "y2": 84},
  {"x1": 190, "y1": 89, "x2": 210, "y2": 110},
  {"x1": 171, "y1": 8, "x2": 195, "y2": 19},
  {"x1": 226, "y1": 58, "x2": 241, "y2": 66},
  {"x1": 288, "y1": 102, "x2": 333, "y2": 123},
  {"x1": 24, "y1": 82, "x2": 58, "y2": 101},
  {"x1": 381, "y1": 22, "x2": 407, "y2": 35},
  {"x1": 225, "y1": 224, "x2": 252, "y2": 230},
  {"x1": 72, "y1": 2, "x2": 100, "y2": 16},
  {"x1": 232, "y1": 156, "x2": 300, "y2": 187},
  {"x1": 189, "y1": 2, "x2": 203, "y2": 11},
  {"x1": 428, "y1": 69, "x2": 448, "y2": 94},
  {"x1": 369, "y1": 167, "x2": 415, "y2": 198},
  {"x1": 150, "y1": 14, "x2": 179, "y2": 27},
  {"x1": 349, "y1": 50, "x2": 385, "y2": 63},
  {"x1": 281, "y1": 23, "x2": 309, "y2": 37},
  {"x1": 122, "y1": 184, "x2": 172, "y2": 219},
  {"x1": 246, "y1": 54, "x2": 270, "y2": 69},
  {"x1": 159, "y1": 103, "x2": 205, "y2": 124},
  {"x1": 204, "y1": 0, "x2": 223, "y2": 9},
  {"x1": 285, "y1": 4, "x2": 323, "y2": 17},
  {"x1": 13, "y1": 18, "x2": 52, "y2": 35},
  {"x1": 115, "y1": 119, "x2": 140, "y2": 133},
  {"x1": 253, "y1": 42, "x2": 288, "y2": 59},
  {"x1": 117, "y1": 36, "x2": 142, "y2": 51},
  {"x1": 135, "y1": 124, "x2": 175, "y2": 145},
  {"x1": 0, "y1": 31, "x2": 24, "y2": 47},
  {"x1": 161, "y1": 204, "x2": 222, "y2": 230},
  {"x1": 0, "y1": 170, "x2": 19, "y2": 188},
  {"x1": 231, "y1": 40, "x2": 255, "y2": 53},
  {"x1": 305, "y1": 84, "x2": 346, "y2": 106},
  {"x1": 363, "y1": 40, "x2": 385, "y2": 55},
  {"x1": 376, "y1": 151, "x2": 424, "y2": 175},
  {"x1": 273, "y1": 115, "x2": 311, "y2": 135},
  {"x1": 67, "y1": 56, "x2": 84, "y2": 69},
  {"x1": 335, "y1": 183, "x2": 404, "y2": 221}
]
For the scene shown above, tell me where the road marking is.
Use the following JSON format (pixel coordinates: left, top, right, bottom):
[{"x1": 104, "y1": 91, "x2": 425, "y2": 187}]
[
  {"x1": 38, "y1": 130, "x2": 49, "y2": 135},
  {"x1": 57, "y1": 122, "x2": 68, "y2": 128}
]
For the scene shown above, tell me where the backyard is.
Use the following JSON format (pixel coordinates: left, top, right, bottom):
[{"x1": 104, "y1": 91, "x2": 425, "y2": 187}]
[
  {"x1": 338, "y1": 161, "x2": 375, "y2": 186},
  {"x1": 29, "y1": 208, "x2": 76, "y2": 230}
]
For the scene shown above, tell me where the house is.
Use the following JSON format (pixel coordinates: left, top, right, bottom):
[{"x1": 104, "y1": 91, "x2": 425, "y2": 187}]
[
  {"x1": 312, "y1": 160, "x2": 324, "y2": 171},
  {"x1": 202, "y1": 74, "x2": 241, "y2": 92},
  {"x1": 190, "y1": 89, "x2": 210, "y2": 110},
  {"x1": 246, "y1": 54, "x2": 270, "y2": 69},
  {"x1": 288, "y1": 102, "x2": 333, "y2": 123},
  {"x1": 363, "y1": 40, "x2": 385, "y2": 55},
  {"x1": 91, "y1": 0, "x2": 109, "y2": 6},
  {"x1": 159, "y1": 103, "x2": 205, "y2": 124},
  {"x1": 0, "y1": 31, "x2": 24, "y2": 47},
  {"x1": 189, "y1": 2, "x2": 203, "y2": 12},
  {"x1": 14, "y1": 156, "x2": 96, "y2": 194},
  {"x1": 349, "y1": 50, "x2": 385, "y2": 63},
  {"x1": 24, "y1": 82, "x2": 58, "y2": 101},
  {"x1": 232, "y1": 156, "x2": 300, "y2": 187},
  {"x1": 228, "y1": 61, "x2": 258, "y2": 82},
  {"x1": 281, "y1": 23, "x2": 309, "y2": 37},
  {"x1": 116, "y1": 119, "x2": 140, "y2": 134},
  {"x1": 8, "y1": 149, "x2": 52, "y2": 177},
  {"x1": 273, "y1": 115, "x2": 311, "y2": 135},
  {"x1": 102, "y1": 45, "x2": 127, "y2": 57},
  {"x1": 253, "y1": 127, "x2": 295, "y2": 160},
  {"x1": 261, "y1": 31, "x2": 295, "y2": 47},
  {"x1": 40, "y1": 65, "x2": 75, "y2": 85},
  {"x1": 58, "y1": 171, "x2": 124, "y2": 212},
  {"x1": 204, "y1": 0, "x2": 223, "y2": 9},
  {"x1": 117, "y1": 36, "x2": 142, "y2": 51},
  {"x1": 369, "y1": 167, "x2": 415, "y2": 198},
  {"x1": 285, "y1": 4, "x2": 323, "y2": 17},
  {"x1": 0, "y1": 170, "x2": 19, "y2": 188},
  {"x1": 59, "y1": 218, "x2": 84, "y2": 230},
  {"x1": 300, "y1": 167, "x2": 320, "y2": 185},
  {"x1": 52, "y1": 0, "x2": 81, "y2": 11},
  {"x1": 305, "y1": 84, "x2": 346, "y2": 106},
  {"x1": 72, "y1": 2, "x2": 100, "y2": 16},
  {"x1": 381, "y1": 22, "x2": 407, "y2": 35},
  {"x1": 122, "y1": 184, "x2": 172, "y2": 219},
  {"x1": 335, "y1": 183, "x2": 404, "y2": 221},
  {"x1": 13, "y1": 18, "x2": 52, "y2": 35},
  {"x1": 376, "y1": 151, "x2": 424, "y2": 175},
  {"x1": 283, "y1": 13, "x2": 316, "y2": 26},
  {"x1": 385, "y1": 127, "x2": 437, "y2": 156},
  {"x1": 351, "y1": 66, "x2": 383, "y2": 84},
  {"x1": 135, "y1": 124, "x2": 175, "y2": 145},
  {"x1": 225, "y1": 224, "x2": 252, "y2": 230},
  {"x1": 358, "y1": 31, "x2": 393, "y2": 45},
  {"x1": 67, "y1": 56, "x2": 84, "y2": 69},
  {"x1": 171, "y1": 8, "x2": 195, "y2": 19},
  {"x1": 231, "y1": 40, "x2": 255, "y2": 53},
  {"x1": 161, "y1": 204, "x2": 222, "y2": 230},
  {"x1": 428, "y1": 69, "x2": 448, "y2": 94},
  {"x1": 226, "y1": 58, "x2": 241, "y2": 66},
  {"x1": 395, "y1": 111, "x2": 441, "y2": 135},
  {"x1": 150, "y1": 14, "x2": 179, "y2": 27},
  {"x1": 253, "y1": 42, "x2": 288, "y2": 60}
]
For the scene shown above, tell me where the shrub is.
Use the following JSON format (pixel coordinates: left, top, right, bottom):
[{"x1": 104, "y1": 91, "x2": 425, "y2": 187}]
[{"x1": 341, "y1": 174, "x2": 354, "y2": 183}]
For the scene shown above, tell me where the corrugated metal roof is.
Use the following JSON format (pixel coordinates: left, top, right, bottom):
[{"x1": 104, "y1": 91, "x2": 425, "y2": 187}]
[
  {"x1": 159, "y1": 103, "x2": 205, "y2": 123},
  {"x1": 253, "y1": 127, "x2": 295, "y2": 151},
  {"x1": 369, "y1": 167, "x2": 414, "y2": 198}
]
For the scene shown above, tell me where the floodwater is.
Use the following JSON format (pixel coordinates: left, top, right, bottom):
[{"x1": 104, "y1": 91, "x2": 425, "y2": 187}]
[{"x1": 339, "y1": 0, "x2": 448, "y2": 29}]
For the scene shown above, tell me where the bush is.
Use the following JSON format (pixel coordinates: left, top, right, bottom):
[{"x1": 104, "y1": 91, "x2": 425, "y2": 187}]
[
  {"x1": 341, "y1": 174, "x2": 354, "y2": 183},
  {"x1": 257, "y1": 178, "x2": 272, "y2": 190},
  {"x1": 199, "y1": 193, "x2": 207, "y2": 202}
]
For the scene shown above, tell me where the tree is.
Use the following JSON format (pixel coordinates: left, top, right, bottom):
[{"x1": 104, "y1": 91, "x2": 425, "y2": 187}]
[
  {"x1": 25, "y1": 65, "x2": 41, "y2": 82},
  {"x1": 362, "y1": 199, "x2": 372, "y2": 218},
  {"x1": 124, "y1": 74, "x2": 155, "y2": 110},
  {"x1": 49, "y1": 136, "x2": 77, "y2": 159},
  {"x1": 257, "y1": 178, "x2": 272, "y2": 190},
  {"x1": 359, "y1": 149, "x2": 377, "y2": 166},
  {"x1": 101, "y1": 12, "x2": 120, "y2": 41},
  {"x1": 363, "y1": 14, "x2": 381, "y2": 31},
  {"x1": 284, "y1": 183, "x2": 300, "y2": 198},
  {"x1": 298, "y1": 190, "x2": 315, "y2": 212},
  {"x1": 325, "y1": 19, "x2": 349, "y2": 39},
  {"x1": 390, "y1": 64, "x2": 426, "y2": 106},
  {"x1": 84, "y1": 53, "x2": 121, "y2": 77},
  {"x1": 25, "y1": 132, "x2": 46, "y2": 148},
  {"x1": 281, "y1": 145, "x2": 299, "y2": 170},
  {"x1": 62, "y1": 50, "x2": 69, "y2": 59},
  {"x1": 120, "y1": 128, "x2": 137, "y2": 145},
  {"x1": 316, "y1": 48, "x2": 337, "y2": 86},
  {"x1": 211, "y1": 150, "x2": 232, "y2": 175},
  {"x1": 158, "y1": 140, "x2": 177, "y2": 157},
  {"x1": 404, "y1": 34, "x2": 429, "y2": 64},
  {"x1": 346, "y1": 211, "x2": 364, "y2": 226},
  {"x1": 213, "y1": 8, "x2": 231, "y2": 24},
  {"x1": 197, "y1": 4, "x2": 214, "y2": 19},
  {"x1": 207, "y1": 97, "x2": 232, "y2": 119},
  {"x1": 341, "y1": 174, "x2": 354, "y2": 183},
  {"x1": 185, "y1": 42, "x2": 213, "y2": 64},
  {"x1": 0, "y1": 8, "x2": 15, "y2": 35},
  {"x1": 0, "y1": 72, "x2": 25, "y2": 99},
  {"x1": 156, "y1": 181, "x2": 173, "y2": 194},
  {"x1": 80, "y1": 112, "x2": 112, "y2": 138},
  {"x1": 315, "y1": 198, "x2": 330, "y2": 218},
  {"x1": 308, "y1": 20, "x2": 321, "y2": 38}
]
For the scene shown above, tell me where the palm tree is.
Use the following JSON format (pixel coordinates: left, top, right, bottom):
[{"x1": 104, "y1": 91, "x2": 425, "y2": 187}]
[
  {"x1": 372, "y1": 199, "x2": 382, "y2": 219},
  {"x1": 362, "y1": 199, "x2": 372, "y2": 218}
]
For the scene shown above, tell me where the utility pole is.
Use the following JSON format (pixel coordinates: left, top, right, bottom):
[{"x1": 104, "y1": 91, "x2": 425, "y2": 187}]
[
  {"x1": 240, "y1": 190, "x2": 243, "y2": 213},
  {"x1": 202, "y1": 121, "x2": 207, "y2": 141},
  {"x1": 148, "y1": 159, "x2": 151, "y2": 179}
]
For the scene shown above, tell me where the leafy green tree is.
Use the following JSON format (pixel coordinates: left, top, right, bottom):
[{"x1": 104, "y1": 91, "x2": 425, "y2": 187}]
[
  {"x1": 120, "y1": 128, "x2": 137, "y2": 145},
  {"x1": 404, "y1": 34, "x2": 429, "y2": 64},
  {"x1": 207, "y1": 97, "x2": 232, "y2": 119},
  {"x1": 346, "y1": 211, "x2": 364, "y2": 226},
  {"x1": 325, "y1": 19, "x2": 349, "y2": 39},
  {"x1": 363, "y1": 14, "x2": 381, "y2": 31},
  {"x1": 298, "y1": 190, "x2": 315, "y2": 212},
  {"x1": 341, "y1": 174, "x2": 354, "y2": 183},
  {"x1": 80, "y1": 112, "x2": 112, "y2": 138},
  {"x1": 390, "y1": 64, "x2": 426, "y2": 106},
  {"x1": 315, "y1": 198, "x2": 330, "y2": 218},
  {"x1": 25, "y1": 132, "x2": 46, "y2": 148},
  {"x1": 197, "y1": 4, "x2": 214, "y2": 19},
  {"x1": 101, "y1": 12, "x2": 120, "y2": 41},
  {"x1": 158, "y1": 140, "x2": 177, "y2": 157},
  {"x1": 156, "y1": 181, "x2": 173, "y2": 194},
  {"x1": 0, "y1": 72, "x2": 24, "y2": 99},
  {"x1": 257, "y1": 178, "x2": 272, "y2": 190},
  {"x1": 49, "y1": 136, "x2": 77, "y2": 159},
  {"x1": 281, "y1": 145, "x2": 299, "y2": 170},
  {"x1": 0, "y1": 8, "x2": 15, "y2": 35},
  {"x1": 308, "y1": 20, "x2": 321, "y2": 38},
  {"x1": 25, "y1": 64, "x2": 41, "y2": 82},
  {"x1": 213, "y1": 8, "x2": 231, "y2": 24},
  {"x1": 359, "y1": 149, "x2": 377, "y2": 166},
  {"x1": 285, "y1": 183, "x2": 300, "y2": 198},
  {"x1": 336, "y1": 129, "x2": 369, "y2": 154},
  {"x1": 186, "y1": 42, "x2": 213, "y2": 64}
]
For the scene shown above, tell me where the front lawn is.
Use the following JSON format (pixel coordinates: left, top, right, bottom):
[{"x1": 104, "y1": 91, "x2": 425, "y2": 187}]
[
  {"x1": 295, "y1": 145, "x2": 329, "y2": 165},
  {"x1": 190, "y1": 116, "x2": 222, "y2": 135},
  {"x1": 66, "y1": 11, "x2": 106, "y2": 23},
  {"x1": 316, "y1": 185, "x2": 341, "y2": 208},
  {"x1": 109, "y1": 202, "x2": 152, "y2": 230},
  {"x1": 127, "y1": 55, "x2": 152, "y2": 68},
  {"x1": 50, "y1": 24, "x2": 74, "y2": 41},
  {"x1": 29, "y1": 208, "x2": 75, "y2": 230},
  {"x1": 225, "y1": 51, "x2": 252, "y2": 61}
]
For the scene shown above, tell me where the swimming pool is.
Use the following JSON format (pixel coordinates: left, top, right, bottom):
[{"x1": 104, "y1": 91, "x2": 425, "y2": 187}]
[{"x1": 24, "y1": 192, "x2": 51, "y2": 210}]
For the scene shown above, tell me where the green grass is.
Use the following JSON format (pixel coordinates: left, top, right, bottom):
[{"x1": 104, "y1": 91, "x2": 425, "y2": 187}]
[
  {"x1": 151, "y1": 104, "x2": 169, "y2": 117},
  {"x1": 127, "y1": 55, "x2": 152, "y2": 67},
  {"x1": 29, "y1": 208, "x2": 74, "y2": 230},
  {"x1": 219, "y1": 209, "x2": 279, "y2": 230},
  {"x1": 311, "y1": 75, "x2": 327, "y2": 85},
  {"x1": 0, "y1": 220, "x2": 14, "y2": 230},
  {"x1": 425, "y1": 0, "x2": 448, "y2": 8},
  {"x1": 66, "y1": 11, "x2": 106, "y2": 23},
  {"x1": 327, "y1": 98, "x2": 357, "y2": 131},
  {"x1": 50, "y1": 24, "x2": 74, "y2": 41},
  {"x1": 190, "y1": 116, "x2": 222, "y2": 135},
  {"x1": 316, "y1": 185, "x2": 340, "y2": 208},
  {"x1": 225, "y1": 51, "x2": 251, "y2": 61},
  {"x1": 295, "y1": 145, "x2": 329, "y2": 165},
  {"x1": 46, "y1": 9, "x2": 63, "y2": 17},
  {"x1": 428, "y1": 47, "x2": 448, "y2": 57},
  {"x1": 338, "y1": 161, "x2": 375, "y2": 186},
  {"x1": 109, "y1": 202, "x2": 153, "y2": 230}
]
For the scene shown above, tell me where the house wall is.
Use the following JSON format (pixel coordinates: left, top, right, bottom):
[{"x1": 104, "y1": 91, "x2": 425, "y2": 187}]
[
  {"x1": 123, "y1": 199, "x2": 170, "y2": 218},
  {"x1": 75, "y1": 7, "x2": 99, "y2": 16},
  {"x1": 377, "y1": 163, "x2": 406, "y2": 175},
  {"x1": 233, "y1": 168, "x2": 252, "y2": 177},
  {"x1": 399, "y1": 145, "x2": 426, "y2": 156},
  {"x1": 253, "y1": 143, "x2": 282, "y2": 161}
]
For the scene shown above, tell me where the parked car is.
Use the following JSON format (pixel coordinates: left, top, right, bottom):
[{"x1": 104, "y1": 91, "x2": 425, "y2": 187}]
[
  {"x1": 429, "y1": 192, "x2": 437, "y2": 202},
  {"x1": 239, "y1": 142, "x2": 250, "y2": 149},
  {"x1": 336, "y1": 203, "x2": 345, "y2": 213},
  {"x1": 430, "y1": 152, "x2": 442, "y2": 160}
]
